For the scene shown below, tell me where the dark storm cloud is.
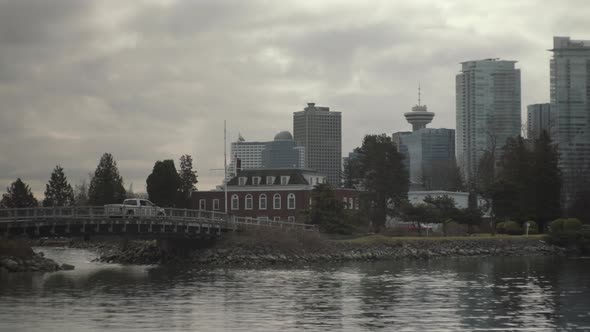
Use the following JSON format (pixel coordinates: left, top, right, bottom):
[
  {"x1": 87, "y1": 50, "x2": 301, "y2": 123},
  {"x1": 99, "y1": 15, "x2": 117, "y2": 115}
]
[{"x1": 0, "y1": 0, "x2": 587, "y2": 197}]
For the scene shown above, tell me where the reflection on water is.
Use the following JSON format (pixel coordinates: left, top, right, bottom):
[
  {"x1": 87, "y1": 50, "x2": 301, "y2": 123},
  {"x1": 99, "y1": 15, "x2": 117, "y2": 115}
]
[{"x1": 0, "y1": 249, "x2": 589, "y2": 331}]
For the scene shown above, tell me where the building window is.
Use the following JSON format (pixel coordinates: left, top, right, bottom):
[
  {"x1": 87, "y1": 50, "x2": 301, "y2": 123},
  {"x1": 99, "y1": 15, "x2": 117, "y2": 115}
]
[
  {"x1": 266, "y1": 176, "x2": 275, "y2": 185},
  {"x1": 259, "y1": 216, "x2": 269, "y2": 222},
  {"x1": 281, "y1": 176, "x2": 290, "y2": 185},
  {"x1": 273, "y1": 193, "x2": 281, "y2": 210},
  {"x1": 199, "y1": 199, "x2": 206, "y2": 210},
  {"x1": 354, "y1": 197, "x2": 359, "y2": 210},
  {"x1": 253, "y1": 176, "x2": 261, "y2": 186},
  {"x1": 259, "y1": 194, "x2": 267, "y2": 210},
  {"x1": 213, "y1": 199, "x2": 220, "y2": 211},
  {"x1": 343, "y1": 197, "x2": 348, "y2": 209},
  {"x1": 287, "y1": 193, "x2": 296, "y2": 209},
  {"x1": 238, "y1": 177, "x2": 247, "y2": 186},
  {"x1": 288, "y1": 216, "x2": 295, "y2": 223},
  {"x1": 274, "y1": 216, "x2": 281, "y2": 222},
  {"x1": 245, "y1": 194, "x2": 253, "y2": 210},
  {"x1": 231, "y1": 194, "x2": 239, "y2": 210},
  {"x1": 349, "y1": 197, "x2": 354, "y2": 210}
]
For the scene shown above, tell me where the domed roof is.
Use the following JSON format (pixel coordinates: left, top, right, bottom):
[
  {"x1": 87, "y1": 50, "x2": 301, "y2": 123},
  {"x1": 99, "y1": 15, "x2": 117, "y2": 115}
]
[{"x1": 274, "y1": 131, "x2": 293, "y2": 141}]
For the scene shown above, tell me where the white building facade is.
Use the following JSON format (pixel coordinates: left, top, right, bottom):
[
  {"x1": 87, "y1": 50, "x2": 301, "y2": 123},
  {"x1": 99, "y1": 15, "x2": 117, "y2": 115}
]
[{"x1": 456, "y1": 59, "x2": 521, "y2": 185}]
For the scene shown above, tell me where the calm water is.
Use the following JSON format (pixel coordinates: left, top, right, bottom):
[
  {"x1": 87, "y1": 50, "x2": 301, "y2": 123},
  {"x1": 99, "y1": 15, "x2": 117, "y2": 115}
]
[{"x1": 0, "y1": 249, "x2": 589, "y2": 331}]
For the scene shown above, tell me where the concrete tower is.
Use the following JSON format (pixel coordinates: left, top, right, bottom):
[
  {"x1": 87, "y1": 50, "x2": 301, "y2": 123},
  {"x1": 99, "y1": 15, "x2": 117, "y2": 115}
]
[
  {"x1": 404, "y1": 86, "x2": 435, "y2": 131},
  {"x1": 293, "y1": 102, "x2": 342, "y2": 186}
]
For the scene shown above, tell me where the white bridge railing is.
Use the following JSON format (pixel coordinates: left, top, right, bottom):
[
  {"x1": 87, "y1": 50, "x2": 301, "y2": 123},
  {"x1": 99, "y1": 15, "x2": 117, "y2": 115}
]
[{"x1": 0, "y1": 206, "x2": 318, "y2": 232}]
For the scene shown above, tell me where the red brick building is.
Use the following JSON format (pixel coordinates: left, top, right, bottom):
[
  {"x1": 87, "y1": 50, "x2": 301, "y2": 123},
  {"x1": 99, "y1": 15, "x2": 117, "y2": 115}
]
[{"x1": 191, "y1": 169, "x2": 360, "y2": 223}]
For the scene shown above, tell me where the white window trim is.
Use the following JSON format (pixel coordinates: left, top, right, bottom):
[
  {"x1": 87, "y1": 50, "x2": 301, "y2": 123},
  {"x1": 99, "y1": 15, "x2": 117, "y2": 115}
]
[
  {"x1": 245, "y1": 194, "x2": 253, "y2": 210},
  {"x1": 288, "y1": 216, "x2": 295, "y2": 223},
  {"x1": 287, "y1": 193, "x2": 296, "y2": 210},
  {"x1": 238, "y1": 177, "x2": 247, "y2": 186},
  {"x1": 213, "y1": 199, "x2": 220, "y2": 211},
  {"x1": 231, "y1": 194, "x2": 239, "y2": 210},
  {"x1": 253, "y1": 176, "x2": 261, "y2": 186},
  {"x1": 273, "y1": 193, "x2": 281, "y2": 210},
  {"x1": 281, "y1": 176, "x2": 290, "y2": 185},
  {"x1": 266, "y1": 176, "x2": 275, "y2": 185},
  {"x1": 259, "y1": 194, "x2": 267, "y2": 210},
  {"x1": 199, "y1": 199, "x2": 206, "y2": 210},
  {"x1": 274, "y1": 216, "x2": 281, "y2": 221}
]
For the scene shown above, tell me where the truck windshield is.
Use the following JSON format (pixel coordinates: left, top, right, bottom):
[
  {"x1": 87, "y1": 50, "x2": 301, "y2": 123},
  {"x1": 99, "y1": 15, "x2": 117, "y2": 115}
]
[{"x1": 123, "y1": 199, "x2": 137, "y2": 206}]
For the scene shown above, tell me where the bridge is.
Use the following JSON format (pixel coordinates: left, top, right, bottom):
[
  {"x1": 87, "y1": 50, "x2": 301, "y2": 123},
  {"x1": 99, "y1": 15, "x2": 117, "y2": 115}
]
[{"x1": 0, "y1": 206, "x2": 318, "y2": 239}]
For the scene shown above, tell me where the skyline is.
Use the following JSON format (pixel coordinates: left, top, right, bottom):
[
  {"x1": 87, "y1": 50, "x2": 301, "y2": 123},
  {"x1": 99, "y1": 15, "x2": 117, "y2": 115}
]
[{"x1": 1, "y1": 1, "x2": 589, "y2": 197}]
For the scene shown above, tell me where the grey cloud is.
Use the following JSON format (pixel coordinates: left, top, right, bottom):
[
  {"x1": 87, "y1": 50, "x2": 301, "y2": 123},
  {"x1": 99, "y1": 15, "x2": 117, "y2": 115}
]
[{"x1": 0, "y1": 0, "x2": 588, "y2": 197}]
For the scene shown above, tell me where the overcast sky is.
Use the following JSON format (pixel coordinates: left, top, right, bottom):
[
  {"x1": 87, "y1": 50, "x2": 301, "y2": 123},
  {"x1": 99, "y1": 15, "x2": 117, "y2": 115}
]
[{"x1": 1, "y1": 0, "x2": 589, "y2": 198}]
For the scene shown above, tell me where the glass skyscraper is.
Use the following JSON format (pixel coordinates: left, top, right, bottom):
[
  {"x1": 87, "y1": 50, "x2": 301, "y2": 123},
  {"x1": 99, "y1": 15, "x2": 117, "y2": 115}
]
[
  {"x1": 550, "y1": 36, "x2": 590, "y2": 207},
  {"x1": 456, "y1": 59, "x2": 521, "y2": 185}
]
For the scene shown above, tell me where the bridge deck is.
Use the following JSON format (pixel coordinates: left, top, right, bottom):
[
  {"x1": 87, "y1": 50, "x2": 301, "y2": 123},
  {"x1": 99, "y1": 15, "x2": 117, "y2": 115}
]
[{"x1": 0, "y1": 206, "x2": 317, "y2": 238}]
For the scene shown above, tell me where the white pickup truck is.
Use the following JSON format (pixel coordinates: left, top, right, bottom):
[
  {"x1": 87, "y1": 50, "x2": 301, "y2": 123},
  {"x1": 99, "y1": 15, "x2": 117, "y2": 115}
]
[{"x1": 105, "y1": 198, "x2": 166, "y2": 218}]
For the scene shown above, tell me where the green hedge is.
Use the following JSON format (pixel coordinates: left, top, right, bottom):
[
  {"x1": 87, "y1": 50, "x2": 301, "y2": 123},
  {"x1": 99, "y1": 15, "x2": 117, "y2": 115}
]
[
  {"x1": 496, "y1": 221, "x2": 522, "y2": 235},
  {"x1": 504, "y1": 221, "x2": 523, "y2": 235},
  {"x1": 546, "y1": 218, "x2": 590, "y2": 255},
  {"x1": 524, "y1": 220, "x2": 539, "y2": 234},
  {"x1": 550, "y1": 218, "x2": 582, "y2": 233},
  {"x1": 563, "y1": 218, "x2": 582, "y2": 231}
]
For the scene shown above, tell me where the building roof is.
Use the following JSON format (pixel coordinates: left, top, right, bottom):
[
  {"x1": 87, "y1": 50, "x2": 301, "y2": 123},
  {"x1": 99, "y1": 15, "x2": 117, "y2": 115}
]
[{"x1": 227, "y1": 168, "x2": 323, "y2": 186}]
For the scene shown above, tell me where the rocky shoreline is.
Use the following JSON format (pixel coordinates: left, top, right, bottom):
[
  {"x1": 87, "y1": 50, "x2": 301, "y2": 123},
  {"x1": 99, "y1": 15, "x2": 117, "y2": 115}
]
[
  {"x1": 71, "y1": 233, "x2": 567, "y2": 267},
  {"x1": 0, "y1": 239, "x2": 74, "y2": 273}
]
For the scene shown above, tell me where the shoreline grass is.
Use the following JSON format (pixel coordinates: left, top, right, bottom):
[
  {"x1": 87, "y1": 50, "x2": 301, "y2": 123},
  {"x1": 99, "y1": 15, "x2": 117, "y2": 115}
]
[{"x1": 342, "y1": 234, "x2": 545, "y2": 245}]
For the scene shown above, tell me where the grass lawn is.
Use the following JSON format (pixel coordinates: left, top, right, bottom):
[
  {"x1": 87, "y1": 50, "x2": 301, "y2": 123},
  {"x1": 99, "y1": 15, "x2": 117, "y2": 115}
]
[{"x1": 342, "y1": 234, "x2": 545, "y2": 245}]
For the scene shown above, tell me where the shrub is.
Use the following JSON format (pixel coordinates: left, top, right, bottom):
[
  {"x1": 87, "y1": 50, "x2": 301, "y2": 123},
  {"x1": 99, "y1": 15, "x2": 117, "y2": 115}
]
[
  {"x1": 444, "y1": 221, "x2": 467, "y2": 236},
  {"x1": 503, "y1": 221, "x2": 523, "y2": 235},
  {"x1": 496, "y1": 222, "x2": 506, "y2": 234},
  {"x1": 550, "y1": 219, "x2": 565, "y2": 233},
  {"x1": 563, "y1": 218, "x2": 582, "y2": 232},
  {"x1": 524, "y1": 220, "x2": 539, "y2": 234}
]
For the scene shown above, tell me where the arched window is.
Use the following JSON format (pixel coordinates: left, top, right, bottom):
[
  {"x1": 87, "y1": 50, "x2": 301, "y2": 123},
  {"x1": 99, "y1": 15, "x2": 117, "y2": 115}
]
[
  {"x1": 245, "y1": 194, "x2": 253, "y2": 210},
  {"x1": 231, "y1": 194, "x2": 239, "y2": 210},
  {"x1": 273, "y1": 193, "x2": 281, "y2": 210},
  {"x1": 259, "y1": 194, "x2": 267, "y2": 210},
  {"x1": 287, "y1": 193, "x2": 296, "y2": 209}
]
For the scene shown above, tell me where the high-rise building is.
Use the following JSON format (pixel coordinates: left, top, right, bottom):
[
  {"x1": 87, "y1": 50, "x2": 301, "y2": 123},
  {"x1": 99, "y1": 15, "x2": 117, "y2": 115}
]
[
  {"x1": 456, "y1": 59, "x2": 521, "y2": 185},
  {"x1": 261, "y1": 131, "x2": 306, "y2": 169},
  {"x1": 293, "y1": 103, "x2": 342, "y2": 186},
  {"x1": 394, "y1": 128, "x2": 456, "y2": 190},
  {"x1": 527, "y1": 103, "x2": 552, "y2": 139},
  {"x1": 227, "y1": 137, "x2": 266, "y2": 179},
  {"x1": 550, "y1": 36, "x2": 590, "y2": 206},
  {"x1": 228, "y1": 132, "x2": 306, "y2": 180}
]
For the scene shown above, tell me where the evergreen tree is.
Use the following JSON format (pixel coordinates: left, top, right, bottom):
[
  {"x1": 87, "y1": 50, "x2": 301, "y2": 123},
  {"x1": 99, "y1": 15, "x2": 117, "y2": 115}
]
[
  {"x1": 146, "y1": 159, "x2": 181, "y2": 207},
  {"x1": 178, "y1": 155, "x2": 198, "y2": 207},
  {"x1": 530, "y1": 130, "x2": 561, "y2": 231},
  {"x1": 492, "y1": 136, "x2": 533, "y2": 221},
  {"x1": 357, "y1": 134, "x2": 409, "y2": 232},
  {"x1": 43, "y1": 165, "x2": 75, "y2": 207},
  {"x1": 87, "y1": 153, "x2": 126, "y2": 205},
  {"x1": 310, "y1": 183, "x2": 351, "y2": 234},
  {"x1": 1, "y1": 178, "x2": 38, "y2": 208}
]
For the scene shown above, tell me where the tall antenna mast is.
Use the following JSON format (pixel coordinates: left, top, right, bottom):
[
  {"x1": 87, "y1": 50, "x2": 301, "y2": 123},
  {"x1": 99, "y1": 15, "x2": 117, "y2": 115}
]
[
  {"x1": 418, "y1": 83, "x2": 421, "y2": 106},
  {"x1": 224, "y1": 120, "x2": 228, "y2": 214}
]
